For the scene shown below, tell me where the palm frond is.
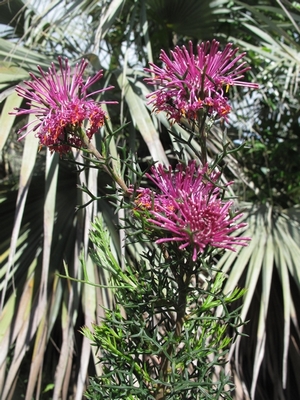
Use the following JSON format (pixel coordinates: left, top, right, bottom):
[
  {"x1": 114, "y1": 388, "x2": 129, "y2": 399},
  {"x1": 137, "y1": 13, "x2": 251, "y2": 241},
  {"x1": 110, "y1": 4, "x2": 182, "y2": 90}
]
[
  {"x1": 230, "y1": 1, "x2": 300, "y2": 94},
  {"x1": 217, "y1": 204, "x2": 300, "y2": 399}
]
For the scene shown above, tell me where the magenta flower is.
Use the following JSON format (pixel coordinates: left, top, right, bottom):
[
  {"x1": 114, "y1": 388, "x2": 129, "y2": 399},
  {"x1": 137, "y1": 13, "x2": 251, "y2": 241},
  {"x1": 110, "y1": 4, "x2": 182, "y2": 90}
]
[
  {"x1": 135, "y1": 162, "x2": 250, "y2": 261},
  {"x1": 11, "y1": 57, "x2": 115, "y2": 154},
  {"x1": 145, "y1": 40, "x2": 259, "y2": 124}
]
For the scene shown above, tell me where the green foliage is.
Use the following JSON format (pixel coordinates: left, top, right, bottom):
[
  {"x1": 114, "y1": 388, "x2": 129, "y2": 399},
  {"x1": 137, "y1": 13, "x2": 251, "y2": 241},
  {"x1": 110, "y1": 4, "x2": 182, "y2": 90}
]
[
  {"x1": 83, "y1": 217, "x2": 245, "y2": 399},
  {"x1": 225, "y1": 0, "x2": 300, "y2": 206}
]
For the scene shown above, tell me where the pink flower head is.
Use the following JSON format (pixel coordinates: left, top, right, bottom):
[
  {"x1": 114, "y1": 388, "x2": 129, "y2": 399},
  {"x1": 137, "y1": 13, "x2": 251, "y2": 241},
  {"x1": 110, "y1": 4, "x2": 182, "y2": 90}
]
[
  {"x1": 11, "y1": 57, "x2": 116, "y2": 154},
  {"x1": 145, "y1": 40, "x2": 259, "y2": 124},
  {"x1": 135, "y1": 162, "x2": 250, "y2": 262}
]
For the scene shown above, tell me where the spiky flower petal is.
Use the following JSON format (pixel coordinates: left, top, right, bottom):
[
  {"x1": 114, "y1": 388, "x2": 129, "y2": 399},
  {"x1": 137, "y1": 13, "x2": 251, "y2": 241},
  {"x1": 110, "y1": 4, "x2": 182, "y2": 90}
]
[
  {"x1": 145, "y1": 40, "x2": 259, "y2": 124},
  {"x1": 12, "y1": 57, "x2": 115, "y2": 154},
  {"x1": 135, "y1": 162, "x2": 250, "y2": 261}
]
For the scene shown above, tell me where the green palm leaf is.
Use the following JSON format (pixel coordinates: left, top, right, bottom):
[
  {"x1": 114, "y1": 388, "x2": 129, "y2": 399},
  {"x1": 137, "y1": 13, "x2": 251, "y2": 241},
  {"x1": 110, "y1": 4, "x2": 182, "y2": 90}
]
[{"x1": 217, "y1": 205, "x2": 300, "y2": 398}]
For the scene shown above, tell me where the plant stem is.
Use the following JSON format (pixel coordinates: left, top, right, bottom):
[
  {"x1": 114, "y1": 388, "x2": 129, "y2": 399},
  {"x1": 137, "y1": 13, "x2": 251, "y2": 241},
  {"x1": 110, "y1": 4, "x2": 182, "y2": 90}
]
[
  {"x1": 80, "y1": 130, "x2": 131, "y2": 196},
  {"x1": 197, "y1": 111, "x2": 207, "y2": 166},
  {"x1": 155, "y1": 270, "x2": 191, "y2": 400}
]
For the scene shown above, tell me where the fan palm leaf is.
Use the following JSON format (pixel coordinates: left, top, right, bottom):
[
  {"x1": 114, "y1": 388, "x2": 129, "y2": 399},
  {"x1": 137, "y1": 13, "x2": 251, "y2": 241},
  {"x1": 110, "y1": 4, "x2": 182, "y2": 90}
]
[
  {"x1": 216, "y1": 204, "x2": 300, "y2": 399},
  {"x1": 216, "y1": 3, "x2": 300, "y2": 397}
]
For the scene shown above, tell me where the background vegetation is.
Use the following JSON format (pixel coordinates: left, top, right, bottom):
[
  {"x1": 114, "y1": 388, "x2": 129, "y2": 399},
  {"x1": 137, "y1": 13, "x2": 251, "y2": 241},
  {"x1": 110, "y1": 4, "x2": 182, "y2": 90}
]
[{"x1": 0, "y1": 0, "x2": 299, "y2": 399}]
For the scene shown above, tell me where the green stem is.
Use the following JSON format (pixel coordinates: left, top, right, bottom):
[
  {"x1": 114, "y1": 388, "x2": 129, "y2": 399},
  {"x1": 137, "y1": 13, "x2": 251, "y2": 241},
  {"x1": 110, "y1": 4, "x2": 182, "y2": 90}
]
[
  {"x1": 197, "y1": 110, "x2": 208, "y2": 166},
  {"x1": 80, "y1": 130, "x2": 130, "y2": 196},
  {"x1": 155, "y1": 270, "x2": 191, "y2": 400}
]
